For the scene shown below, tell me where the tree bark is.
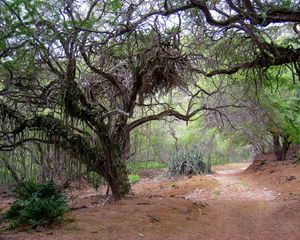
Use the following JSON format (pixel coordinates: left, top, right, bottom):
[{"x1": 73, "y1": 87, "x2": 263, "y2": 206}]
[
  {"x1": 273, "y1": 132, "x2": 291, "y2": 161},
  {"x1": 104, "y1": 158, "x2": 130, "y2": 200},
  {"x1": 94, "y1": 128, "x2": 131, "y2": 200},
  {"x1": 1, "y1": 155, "x2": 20, "y2": 183}
]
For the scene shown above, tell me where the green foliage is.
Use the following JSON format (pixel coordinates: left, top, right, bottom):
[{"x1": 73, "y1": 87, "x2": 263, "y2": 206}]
[
  {"x1": 4, "y1": 181, "x2": 69, "y2": 229},
  {"x1": 128, "y1": 174, "x2": 139, "y2": 184},
  {"x1": 263, "y1": 67, "x2": 300, "y2": 144},
  {"x1": 127, "y1": 161, "x2": 166, "y2": 174},
  {"x1": 109, "y1": 0, "x2": 122, "y2": 12},
  {"x1": 167, "y1": 149, "x2": 211, "y2": 176},
  {"x1": 87, "y1": 171, "x2": 103, "y2": 190}
]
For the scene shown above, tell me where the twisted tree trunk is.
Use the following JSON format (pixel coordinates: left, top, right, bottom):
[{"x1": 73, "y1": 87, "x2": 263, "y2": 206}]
[
  {"x1": 94, "y1": 125, "x2": 131, "y2": 200},
  {"x1": 272, "y1": 131, "x2": 291, "y2": 161}
]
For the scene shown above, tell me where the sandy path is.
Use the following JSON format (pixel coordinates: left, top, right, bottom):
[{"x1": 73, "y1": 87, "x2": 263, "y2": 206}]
[
  {"x1": 186, "y1": 167, "x2": 276, "y2": 201},
  {"x1": 185, "y1": 168, "x2": 300, "y2": 240}
]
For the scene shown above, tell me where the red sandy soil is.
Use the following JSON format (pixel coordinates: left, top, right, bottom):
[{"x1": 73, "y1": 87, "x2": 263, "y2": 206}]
[{"x1": 1, "y1": 147, "x2": 300, "y2": 240}]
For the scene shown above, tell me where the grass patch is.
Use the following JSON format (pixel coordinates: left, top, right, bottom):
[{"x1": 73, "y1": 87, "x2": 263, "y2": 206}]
[
  {"x1": 127, "y1": 161, "x2": 166, "y2": 173},
  {"x1": 128, "y1": 174, "x2": 140, "y2": 184},
  {"x1": 211, "y1": 159, "x2": 227, "y2": 166}
]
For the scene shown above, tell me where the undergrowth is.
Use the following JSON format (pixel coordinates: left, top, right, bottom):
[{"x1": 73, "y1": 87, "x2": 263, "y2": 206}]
[
  {"x1": 167, "y1": 149, "x2": 211, "y2": 176},
  {"x1": 4, "y1": 180, "x2": 69, "y2": 229},
  {"x1": 128, "y1": 174, "x2": 140, "y2": 184}
]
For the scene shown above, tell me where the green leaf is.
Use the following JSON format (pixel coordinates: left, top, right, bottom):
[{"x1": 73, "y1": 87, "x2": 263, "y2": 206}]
[{"x1": 111, "y1": 0, "x2": 122, "y2": 12}]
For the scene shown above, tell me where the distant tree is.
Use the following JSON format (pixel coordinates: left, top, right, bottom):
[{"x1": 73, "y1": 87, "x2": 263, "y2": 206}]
[{"x1": 263, "y1": 68, "x2": 300, "y2": 161}]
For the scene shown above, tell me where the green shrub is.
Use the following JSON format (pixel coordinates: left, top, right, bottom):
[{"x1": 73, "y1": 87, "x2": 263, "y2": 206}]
[
  {"x1": 87, "y1": 171, "x2": 103, "y2": 190},
  {"x1": 5, "y1": 180, "x2": 69, "y2": 229},
  {"x1": 167, "y1": 149, "x2": 211, "y2": 176},
  {"x1": 128, "y1": 174, "x2": 139, "y2": 184}
]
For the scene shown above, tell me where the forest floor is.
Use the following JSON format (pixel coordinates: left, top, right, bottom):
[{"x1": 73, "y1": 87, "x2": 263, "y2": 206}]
[{"x1": 1, "y1": 148, "x2": 300, "y2": 240}]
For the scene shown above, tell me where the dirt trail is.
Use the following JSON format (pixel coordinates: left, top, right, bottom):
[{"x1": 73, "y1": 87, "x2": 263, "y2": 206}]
[
  {"x1": 183, "y1": 167, "x2": 300, "y2": 240},
  {"x1": 187, "y1": 167, "x2": 276, "y2": 202},
  {"x1": 1, "y1": 163, "x2": 300, "y2": 240},
  {"x1": 215, "y1": 165, "x2": 248, "y2": 175}
]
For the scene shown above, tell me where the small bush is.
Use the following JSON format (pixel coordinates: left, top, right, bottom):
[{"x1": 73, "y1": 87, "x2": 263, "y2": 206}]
[
  {"x1": 5, "y1": 180, "x2": 69, "y2": 229},
  {"x1": 167, "y1": 149, "x2": 211, "y2": 176},
  {"x1": 128, "y1": 174, "x2": 139, "y2": 184},
  {"x1": 87, "y1": 171, "x2": 103, "y2": 190}
]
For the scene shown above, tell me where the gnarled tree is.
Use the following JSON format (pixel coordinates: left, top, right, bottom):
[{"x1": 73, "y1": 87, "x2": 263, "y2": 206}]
[{"x1": 0, "y1": 0, "x2": 209, "y2": 199}]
